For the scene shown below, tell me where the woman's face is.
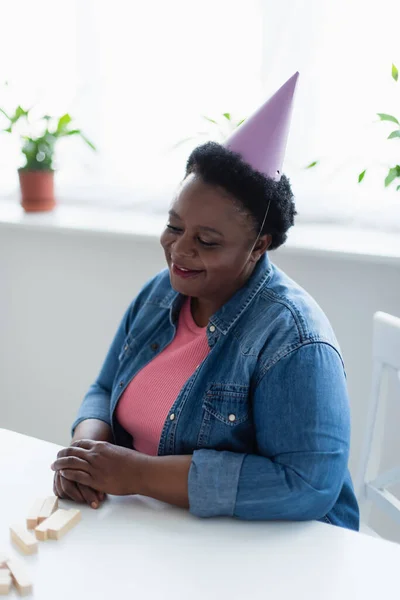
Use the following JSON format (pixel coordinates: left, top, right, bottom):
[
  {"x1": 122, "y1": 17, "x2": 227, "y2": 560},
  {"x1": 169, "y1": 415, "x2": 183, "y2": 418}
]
[{"x1": 160, "y1": 173, "x2": 268, "y2": 302}]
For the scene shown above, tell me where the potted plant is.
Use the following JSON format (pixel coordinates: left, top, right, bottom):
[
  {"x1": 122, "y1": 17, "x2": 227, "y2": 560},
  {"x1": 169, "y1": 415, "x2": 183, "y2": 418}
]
[
  {"x1": 358, "y1": 64, "x2": 400, "y2": 190},
  {"x1": 0, "y1": 105, "x2": 95, "y2": 212}
]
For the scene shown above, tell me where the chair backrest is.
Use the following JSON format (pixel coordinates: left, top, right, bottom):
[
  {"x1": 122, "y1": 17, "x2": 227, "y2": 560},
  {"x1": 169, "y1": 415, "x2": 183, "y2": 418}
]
[{"x1": 356, "y1": 312, "x2": 400, "y2": 528}]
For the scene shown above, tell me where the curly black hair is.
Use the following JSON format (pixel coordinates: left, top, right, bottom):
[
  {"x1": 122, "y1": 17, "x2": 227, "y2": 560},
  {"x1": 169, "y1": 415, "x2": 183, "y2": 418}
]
[{"x1": 185, "y1": 141, "x2": 296, "y2": 250}]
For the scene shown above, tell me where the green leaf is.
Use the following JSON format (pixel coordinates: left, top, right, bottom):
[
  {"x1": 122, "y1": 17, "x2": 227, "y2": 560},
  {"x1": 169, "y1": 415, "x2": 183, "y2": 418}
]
[
  {"x1": 21, "y1": 133, "x2": 56, "y2": 170},
  {"x1": 384, "y1": 165, "x2": 400, "y2": 187},
  {"x1": 306, "y1": 160, "x2": 319, "y2": 169},
  {"x1": 377, "y1": 113, "x2": 399, "y2": 125},
  {"x1": 236, "y1": 118, "x2": 246, "y2": 127},
  {"x1": 0, "y1": 107, "x2": 10, "y2": 120},
  {"x1": 397, "y1": 185, "x2": 400, "y2": 191},
  {"x1": 385, "y1": 169, "x2": 397, "y2": 187},
  {"x1": 55, "y1": 128, "x2": 82, "y2": 138},
  {"x1": 358, "y1": 169, "x2": 366, "y2": 183},
  {"x1": 388, "y1": 130, "x2": 400, "y2": 139},
  {"x1": 79, "y1": 133, "x2": 96, "y2": 151},
  {"x1": 392, "y1": 63, "x2": 399, "y2": 81},
  {"x1": 202, "y1": 115, "x2": 218, "y2": 125},
  {"x1": 56, "y1": 113, "x2": 72, "y2": 133},
  {"x1": 8, "y1": 105, "x2": 29, "y2": 126},
  {"x1": 14, "y1": 105, "x2": 28, "y2": 120},
  {"x1": 223, "y1": 112, "x2": 231, "y2": 120}
]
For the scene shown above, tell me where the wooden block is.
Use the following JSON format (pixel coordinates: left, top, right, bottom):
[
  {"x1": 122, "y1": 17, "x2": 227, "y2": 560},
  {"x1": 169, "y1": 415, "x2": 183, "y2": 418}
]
[
  {"x1": 34, "y1": 518, "x2": 50, "y2": 542},
  {"x1": 26, "y1": 497, "x2": 46, "y2": 529},
  {"x1": 35, "y1": 508, "x2": 81, "y2": 541},
  {"x1": 37, "y1": 496, "x2": 58, "y2": 524},
  {"x1": 48, "y1": 508, "x2": 81, "y2": 540},
  {"x1": 6, "y1": 558, "x2": 32, "y2": 597},
  {"x1": 0, "y1": 577, "x2": 11, "y2": 596},
  {"x1": 0, "y1": 569, "x2": 11, "y2": 595},
  {"x1": 10, "y1": 525, "x2": 38, "y2": 555},
  {"x1": 0, "y1": 556, "x2": 7, "y2": 569}
]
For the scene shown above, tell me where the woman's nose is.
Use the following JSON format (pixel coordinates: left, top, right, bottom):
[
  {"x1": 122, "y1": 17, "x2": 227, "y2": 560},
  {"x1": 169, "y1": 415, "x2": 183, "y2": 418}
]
[{"x1": 171, "y1": 234, "x2": 196, "y2": 257}]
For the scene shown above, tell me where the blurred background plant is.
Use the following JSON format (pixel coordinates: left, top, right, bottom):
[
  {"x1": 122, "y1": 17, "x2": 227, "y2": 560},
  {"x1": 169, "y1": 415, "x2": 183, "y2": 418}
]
[
  {"x1": 0, "y1": 81, "x2": 96, "y2": 211},
  {"x1": 358, "y1": 63, "x2": 400, "y2": 190},
  {"x1": 305, "y1": 64, "x2": 400, "y2": 193},
  {"x1": 0, "y1": 89, "x2": 95, "y2": 172},
  {"x1": 173, "y1": 112, "x2": 246, "y2": 149}
]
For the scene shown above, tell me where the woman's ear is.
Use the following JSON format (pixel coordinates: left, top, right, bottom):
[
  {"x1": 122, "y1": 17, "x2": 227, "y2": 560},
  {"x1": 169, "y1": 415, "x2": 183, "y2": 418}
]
[{"x1": 249, "y1": 234, "x2": 272, "y2": 263}]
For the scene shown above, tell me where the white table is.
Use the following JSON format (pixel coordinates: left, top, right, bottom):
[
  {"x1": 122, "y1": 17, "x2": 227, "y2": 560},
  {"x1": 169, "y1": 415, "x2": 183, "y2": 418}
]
[{"x1": 1, "y1": 429, "x2": 399, "y2": 599}]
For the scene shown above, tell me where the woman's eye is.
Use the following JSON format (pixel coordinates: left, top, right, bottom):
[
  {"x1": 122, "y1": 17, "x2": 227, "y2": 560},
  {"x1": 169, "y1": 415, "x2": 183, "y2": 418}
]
[
  {"x1": 198, "y1": 238, "x2": 218, "y2": 248},
  {"x1": 166, "y1": 225, "x2": 218, "y2": 248},
  {"x1": 166, "y1": 224, "x2": 182, "y2": 233}
]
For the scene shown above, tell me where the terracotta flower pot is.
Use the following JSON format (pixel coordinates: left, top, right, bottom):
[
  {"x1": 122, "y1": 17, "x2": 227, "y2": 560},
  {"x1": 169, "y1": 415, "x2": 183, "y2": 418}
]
[{"x1": 18, "y1": 170, "x2": 56, "y2": 213}]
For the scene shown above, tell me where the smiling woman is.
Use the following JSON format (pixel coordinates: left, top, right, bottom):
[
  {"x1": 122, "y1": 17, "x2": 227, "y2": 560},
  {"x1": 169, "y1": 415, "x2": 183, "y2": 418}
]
[
  {"x1": 51, "y1": 74, "x2": 359, "y2": 530},
  {"x1": 160, "y1": 145, "x2": 295, "y2": 327}
]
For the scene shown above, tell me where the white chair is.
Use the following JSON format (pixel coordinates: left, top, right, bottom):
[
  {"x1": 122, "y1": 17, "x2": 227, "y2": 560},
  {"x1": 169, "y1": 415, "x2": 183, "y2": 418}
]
[{"x1": 357, "y1": 311, "x2": 400, "y2": 536}]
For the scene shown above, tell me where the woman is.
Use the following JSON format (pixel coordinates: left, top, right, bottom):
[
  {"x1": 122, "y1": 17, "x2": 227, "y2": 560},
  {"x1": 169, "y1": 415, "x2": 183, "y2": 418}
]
[{"x1": 51, "y1": 74, "x2": 359, "y2": 530}]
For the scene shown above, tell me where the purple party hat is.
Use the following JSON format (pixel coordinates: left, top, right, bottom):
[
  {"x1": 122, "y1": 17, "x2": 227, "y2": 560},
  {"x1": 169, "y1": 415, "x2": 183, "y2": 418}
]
[{"x1": 225, "y1": 72, "x2": 299, "y2": 180}]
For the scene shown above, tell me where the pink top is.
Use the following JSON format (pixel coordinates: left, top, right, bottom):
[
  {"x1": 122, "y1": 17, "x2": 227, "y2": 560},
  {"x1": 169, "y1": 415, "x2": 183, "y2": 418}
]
[{"x1": 115, "y1": 298, "x2": 210, "y2": 456}]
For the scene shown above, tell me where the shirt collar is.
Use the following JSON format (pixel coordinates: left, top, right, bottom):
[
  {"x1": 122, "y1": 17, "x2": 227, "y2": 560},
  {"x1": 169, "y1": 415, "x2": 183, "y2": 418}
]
[
  {"x1": 161, "y1": 253, "x2": 272, "y2": 333},
  {"x1": 211, "y1": 253, "x2": 272, "y2": 335}
]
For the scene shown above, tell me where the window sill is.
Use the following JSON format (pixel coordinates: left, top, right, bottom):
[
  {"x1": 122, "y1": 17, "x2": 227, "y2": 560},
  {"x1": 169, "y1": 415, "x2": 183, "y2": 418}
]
[
  {"x1": 0, "y1": 200, "x2": 166, "y2": 242},
  {"x1": 1, "y1": 199, "x2": 400, "y2": 266}
]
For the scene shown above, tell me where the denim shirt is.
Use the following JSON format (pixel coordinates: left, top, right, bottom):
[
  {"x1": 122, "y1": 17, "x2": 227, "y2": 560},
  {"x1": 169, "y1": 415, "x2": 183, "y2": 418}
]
[{"x1": 73, "y1": 253, "x2": 359, "y2": 530}]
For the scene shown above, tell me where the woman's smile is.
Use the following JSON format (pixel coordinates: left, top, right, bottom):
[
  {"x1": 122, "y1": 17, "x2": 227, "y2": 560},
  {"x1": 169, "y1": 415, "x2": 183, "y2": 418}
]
[{"x1": 172, "y1": 263, "x2": 205, "y2": 279}]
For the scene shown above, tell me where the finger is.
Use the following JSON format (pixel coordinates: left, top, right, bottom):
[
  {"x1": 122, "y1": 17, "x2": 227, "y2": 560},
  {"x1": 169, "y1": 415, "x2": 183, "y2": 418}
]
[
  {"x1": 56, "y1": 446, "x2": 93, "y2": 461},
  {"x1": 59, "y1": 475, "x2": 85, "y2": 503},
  {"x1": 71, "y1": 439, "x2": 98, "y2": 450},
  {"x1": 60, "y1": 469, "x2": 95, "y2": 488},
  {"x1": 53, "y1": 473, "x2": 60, "y2": 497},
  {"x1": 52, "y1": 456, "x2": 92, "y2": 473},
  {"x1": 61, "y1": 477, "x2": 85, "y2": 503},
  {"x1": 78, "y1": 484, "x2": 102, "y2": 509},
  {"x1": 53, "y1": 472, "x2": 65, "y2": 499}
]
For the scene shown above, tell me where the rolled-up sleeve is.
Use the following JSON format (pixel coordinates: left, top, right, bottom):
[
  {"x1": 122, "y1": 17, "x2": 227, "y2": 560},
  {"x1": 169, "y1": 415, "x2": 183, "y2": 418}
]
[{"x1": 188, "y1": 342, "x2": 351, "y2": 520}]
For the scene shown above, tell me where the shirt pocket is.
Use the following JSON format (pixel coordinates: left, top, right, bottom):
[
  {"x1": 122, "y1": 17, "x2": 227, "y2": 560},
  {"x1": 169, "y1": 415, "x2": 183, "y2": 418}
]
[{"x1": 197, "y1": 383, "x2": 253, "y2": 452}]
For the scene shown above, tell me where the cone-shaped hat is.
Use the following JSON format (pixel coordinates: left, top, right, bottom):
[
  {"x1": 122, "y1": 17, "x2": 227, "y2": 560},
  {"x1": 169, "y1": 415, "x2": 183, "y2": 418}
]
[{"x1": 225, "y1": 72, "x2": 299, "y2": 179}]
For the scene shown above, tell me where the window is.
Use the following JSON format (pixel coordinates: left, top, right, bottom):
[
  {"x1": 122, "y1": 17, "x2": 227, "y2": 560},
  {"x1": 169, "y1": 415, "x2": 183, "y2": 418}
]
[
  {"x1": 1, "y1": 0, "x2": 264, "y2": 209},
  {"x1": 2, "y1": 0, "x2": 400, "y2": 229}
]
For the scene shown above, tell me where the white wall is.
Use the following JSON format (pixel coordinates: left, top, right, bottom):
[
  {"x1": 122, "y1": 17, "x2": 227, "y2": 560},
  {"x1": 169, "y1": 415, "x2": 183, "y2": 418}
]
[
  {"x1": 1, "y1": 226, "x2": 165, "y2": 446},
  {"x1": 1, "y1": 222, "x2": 400, "y2": 540}
]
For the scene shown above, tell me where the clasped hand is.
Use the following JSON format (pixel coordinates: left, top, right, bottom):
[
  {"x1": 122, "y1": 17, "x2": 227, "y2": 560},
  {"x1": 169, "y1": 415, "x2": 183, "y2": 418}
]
[{"x1": 52, "y1": 439, "x2": 145, "y2": 499}]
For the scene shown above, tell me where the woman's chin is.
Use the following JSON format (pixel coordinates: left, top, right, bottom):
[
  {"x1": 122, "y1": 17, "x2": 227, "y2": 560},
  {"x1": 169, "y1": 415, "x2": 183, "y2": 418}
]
[{"x1": 169, "y1": 270, "x2": 203, "y2": 296}]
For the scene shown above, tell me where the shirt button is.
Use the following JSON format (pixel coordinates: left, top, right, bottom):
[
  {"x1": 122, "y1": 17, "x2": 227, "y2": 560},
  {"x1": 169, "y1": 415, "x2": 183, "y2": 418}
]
[
  {"x1": 228, "y1": 414, "x2": 236, "y2": 422},
  {"x1": 151, "y1": 343, "x2": 159, "y2": 351},
  {"x1": 209, "y1": 325, "x2": 216, "y2": 333},
  {"x1": 119, "y1": 381, "x2": 124, "y2": 388},
  {"x1": 124, "y1": 345, "x2": 129, "y2": 351},
  {"x1": 169, "y1": 413, "x2": 175, "y2": 421}
]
